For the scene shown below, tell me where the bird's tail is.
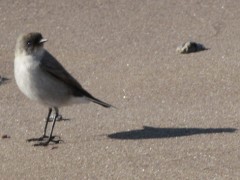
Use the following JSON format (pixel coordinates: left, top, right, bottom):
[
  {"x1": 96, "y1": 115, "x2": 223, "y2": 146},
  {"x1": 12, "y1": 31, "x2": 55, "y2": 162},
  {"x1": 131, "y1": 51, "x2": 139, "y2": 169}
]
[
  {"x1": 75, "y1": 87, "x2": 116, "y2": 108},
  {"x1": 86, "y1": 96, "x2": 116, "y2": 108}
]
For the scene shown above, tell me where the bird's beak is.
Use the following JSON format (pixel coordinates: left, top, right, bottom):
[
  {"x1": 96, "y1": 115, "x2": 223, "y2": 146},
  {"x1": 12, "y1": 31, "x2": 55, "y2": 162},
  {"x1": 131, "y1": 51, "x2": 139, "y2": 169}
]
[{"x1": 39, "y1": 38, "x2": 48, "y2": 44}]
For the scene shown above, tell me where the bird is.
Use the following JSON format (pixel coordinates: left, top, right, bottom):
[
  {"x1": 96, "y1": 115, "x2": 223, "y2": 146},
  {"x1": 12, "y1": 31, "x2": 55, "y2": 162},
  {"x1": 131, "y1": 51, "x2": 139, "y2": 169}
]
[{"x1": 14, "y1": 32, "x2": 114, "y2": 146}]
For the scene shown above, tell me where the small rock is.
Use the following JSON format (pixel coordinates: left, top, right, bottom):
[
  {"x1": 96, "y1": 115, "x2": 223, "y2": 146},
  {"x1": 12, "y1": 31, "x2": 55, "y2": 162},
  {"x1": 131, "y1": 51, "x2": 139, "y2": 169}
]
[
  {"x1": 176, "y1": 41, "x2": 207, "y2": 54},
  {"x1": 0, "y1": 76, "x2": 9, "y2": 85},
  {"x1": 2, "y1": 134, "x2": 10, "y2": 139}
]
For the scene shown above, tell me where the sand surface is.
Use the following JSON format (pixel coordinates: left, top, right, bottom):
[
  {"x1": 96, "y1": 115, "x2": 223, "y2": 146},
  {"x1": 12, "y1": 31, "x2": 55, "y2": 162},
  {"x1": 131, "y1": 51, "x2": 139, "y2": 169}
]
[{"x1": 0, "y1": 0, "x2": 239, "y2": 179}]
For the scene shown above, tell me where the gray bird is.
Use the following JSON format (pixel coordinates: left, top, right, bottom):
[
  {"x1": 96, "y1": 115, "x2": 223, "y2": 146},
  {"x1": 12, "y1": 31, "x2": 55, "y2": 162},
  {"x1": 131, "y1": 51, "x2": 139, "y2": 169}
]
[{"x1": 14, "y1": 32, "x2": 114, "y2": 146}]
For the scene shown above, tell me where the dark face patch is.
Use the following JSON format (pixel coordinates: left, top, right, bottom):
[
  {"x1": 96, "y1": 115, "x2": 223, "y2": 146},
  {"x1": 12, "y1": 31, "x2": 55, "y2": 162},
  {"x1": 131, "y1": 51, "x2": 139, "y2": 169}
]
[{"x1": 21, "y1": 32, "x2": 44, "y2": 54}]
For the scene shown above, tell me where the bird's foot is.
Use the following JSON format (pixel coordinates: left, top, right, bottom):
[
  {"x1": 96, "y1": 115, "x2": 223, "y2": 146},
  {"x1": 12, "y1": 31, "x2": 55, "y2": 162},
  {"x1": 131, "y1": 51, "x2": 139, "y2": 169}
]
[
  {"x1": 27, "y1": 135, "x2": 63, "y2": 146},
  {"x1": 33, "y1": 136, "x2": 63, "y2": 146},
  {"x1": 27, "y1": 135, "x2": 49, "y2": 142}
]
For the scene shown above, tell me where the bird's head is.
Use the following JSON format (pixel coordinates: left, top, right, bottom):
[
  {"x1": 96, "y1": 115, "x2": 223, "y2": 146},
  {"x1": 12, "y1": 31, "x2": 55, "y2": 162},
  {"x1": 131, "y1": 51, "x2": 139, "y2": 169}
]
[{"x1": 15, "y1": 32, "x2": 47, "y2": 56}]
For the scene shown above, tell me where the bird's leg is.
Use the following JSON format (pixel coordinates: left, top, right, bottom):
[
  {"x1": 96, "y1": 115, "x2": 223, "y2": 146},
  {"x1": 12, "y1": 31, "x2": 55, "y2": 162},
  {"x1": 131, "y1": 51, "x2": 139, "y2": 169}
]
[
  {"x1": 34, "y1": 107, "x2": 62, "y2": 146},
  {"x1": 43, "y1": 107, "x2": 52, "y2": 137},
  {"x1": 49, "y1": 110, "x2": 63, "y2": 121},
  {"x1": 27, "y1": 108, "x2": 53, "y2": 142}
]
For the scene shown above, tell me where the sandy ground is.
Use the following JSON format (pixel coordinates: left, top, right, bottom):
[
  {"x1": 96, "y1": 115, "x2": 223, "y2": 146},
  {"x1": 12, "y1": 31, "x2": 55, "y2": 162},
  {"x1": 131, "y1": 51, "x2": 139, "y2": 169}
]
[{"x1": 0, "y1": 0, "x2": 239, "y2": 179}]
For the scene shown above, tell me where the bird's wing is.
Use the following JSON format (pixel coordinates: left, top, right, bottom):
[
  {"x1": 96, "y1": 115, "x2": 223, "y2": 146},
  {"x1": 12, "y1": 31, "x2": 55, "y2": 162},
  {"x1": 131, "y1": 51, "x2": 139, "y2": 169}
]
[
  {"x1": 39, "y1": 51, "x2": 114, "y2": 108},
  {"x1": 40, "y1": 50, "x2": 84, "y2": 93}
]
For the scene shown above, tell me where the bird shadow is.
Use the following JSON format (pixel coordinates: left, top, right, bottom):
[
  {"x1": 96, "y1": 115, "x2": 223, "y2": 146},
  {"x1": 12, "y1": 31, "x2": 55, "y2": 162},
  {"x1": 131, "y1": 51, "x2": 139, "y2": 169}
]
[{"x1": 108, "y1": 126, "x2": 237, "y2": 140}]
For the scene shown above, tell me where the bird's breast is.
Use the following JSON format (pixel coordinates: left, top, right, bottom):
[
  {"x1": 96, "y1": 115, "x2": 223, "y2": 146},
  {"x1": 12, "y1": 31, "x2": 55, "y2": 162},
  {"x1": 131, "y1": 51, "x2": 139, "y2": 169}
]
[
  {"x1": 14, "y1": 55, "x2": 41, "y2": 101},
  {"x1": 14, "y1": 54, "x2": 72, "y2": 107}
]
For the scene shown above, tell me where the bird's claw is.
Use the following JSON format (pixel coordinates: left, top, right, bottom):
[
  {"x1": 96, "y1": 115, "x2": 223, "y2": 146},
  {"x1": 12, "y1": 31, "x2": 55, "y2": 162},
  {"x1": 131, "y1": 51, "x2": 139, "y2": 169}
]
[
  {"x1": 33, "y1": 138, "x2": 62, "y2": 146},
  {"x1": 27, "y1": 135, "x2": 63, "y2": 146},
  {"x1": 27, "y1": 135, "x2": 49, "y2": 142}
]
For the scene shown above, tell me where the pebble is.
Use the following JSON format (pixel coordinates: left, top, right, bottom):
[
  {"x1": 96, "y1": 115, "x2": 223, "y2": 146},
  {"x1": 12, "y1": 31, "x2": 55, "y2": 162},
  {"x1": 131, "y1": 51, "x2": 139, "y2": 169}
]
[
  {"x1": 0, "y1": 76, "x2": 9, "y2": 85},
  {"x1": 176, "y1": 41, "x2": 207, "y2": 54},
  {"x1": 2, "y1": 134, "x2": 10, "y2": 139}
]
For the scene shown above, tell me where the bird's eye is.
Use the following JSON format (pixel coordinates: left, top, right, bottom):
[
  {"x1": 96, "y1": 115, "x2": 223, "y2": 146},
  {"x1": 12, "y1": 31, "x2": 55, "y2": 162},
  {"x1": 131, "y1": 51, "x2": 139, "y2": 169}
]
[{"x1": 27, "y1": 41, "x2": 32, "y2": 46}]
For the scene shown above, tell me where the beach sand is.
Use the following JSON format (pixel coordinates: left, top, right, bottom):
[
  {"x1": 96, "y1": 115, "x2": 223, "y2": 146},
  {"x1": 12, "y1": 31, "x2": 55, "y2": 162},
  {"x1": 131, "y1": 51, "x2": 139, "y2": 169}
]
[{"x1": 0, "y1": 0, "x2": 239, "y2": 179}]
